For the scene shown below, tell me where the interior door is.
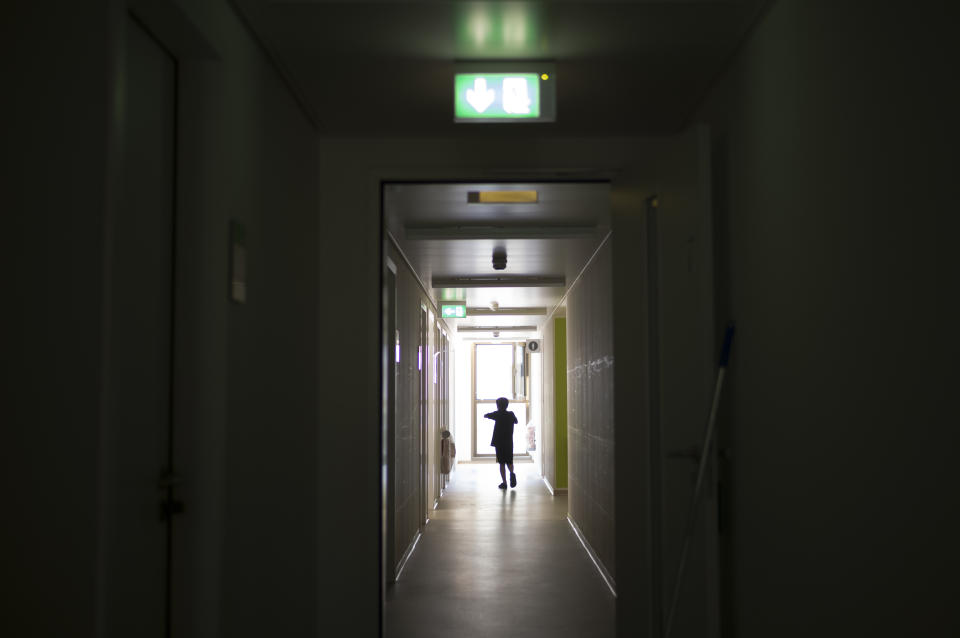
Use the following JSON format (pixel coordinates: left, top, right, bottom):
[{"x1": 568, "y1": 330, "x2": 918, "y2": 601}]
[
  {"x1": 433, "y1": 321, "x2": 442, "y2": 502},
  {"x1": 100, "y1": 15, "x2": 178, "y2": 637},
  {"x1": 655, "y1": 125, "x2": 720, "y2": 638},
  {"x1": 385, "y1": 262, "x2": 397, "y2": 580},
  {"x1": 419, "y1": 305, "x2": 428, "y2": 526}
]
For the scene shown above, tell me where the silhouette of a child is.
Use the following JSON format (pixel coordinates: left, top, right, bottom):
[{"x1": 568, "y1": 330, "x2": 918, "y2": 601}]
[{"x1": 484, "y1": 397, "x2": 519, "y2": 489}]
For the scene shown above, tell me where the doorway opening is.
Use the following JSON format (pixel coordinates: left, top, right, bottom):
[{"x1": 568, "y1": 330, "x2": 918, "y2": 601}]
[
  {"x1": 471, "y1": 341, "x2": 530, "y2": 460},
  {"x1": 380, "y1": 179, "x2": 628, "y2": 638}
]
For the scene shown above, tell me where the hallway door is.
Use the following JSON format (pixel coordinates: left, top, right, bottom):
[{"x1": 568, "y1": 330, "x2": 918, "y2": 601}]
[
  {"x1": 419, "y1": 305, "x2": 428, "y2": 526},
  {"x1": 385, "y1": 261, "x2": 397, "y2": 581},
  {"x1": 100, "y1": 16, "x2": 178, "y2": 637},
  {"x1": 433, "y1": 321, "x2": 443, "y2": 502}
]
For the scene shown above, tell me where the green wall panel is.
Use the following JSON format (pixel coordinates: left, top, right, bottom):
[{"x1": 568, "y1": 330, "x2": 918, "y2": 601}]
[{"x1": 554, "y1": 317, "x2": 568, "y2": 488}]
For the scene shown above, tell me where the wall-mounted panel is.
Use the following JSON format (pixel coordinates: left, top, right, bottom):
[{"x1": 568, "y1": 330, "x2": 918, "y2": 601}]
[{"x1": 567, "y1": 240, "x2": 615, "y2": 580}]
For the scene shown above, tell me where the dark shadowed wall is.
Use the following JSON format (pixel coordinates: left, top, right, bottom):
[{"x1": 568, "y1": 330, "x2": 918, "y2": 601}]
[
  {"x1": 695, "y1": 2, "x2": 958, "y2": 635},
  {"x1": 3, "y1": 1, "x2": 320, "y2": 636},
  {"x1": 2, "y1": 5, "x2": 114, "y2": 636}
]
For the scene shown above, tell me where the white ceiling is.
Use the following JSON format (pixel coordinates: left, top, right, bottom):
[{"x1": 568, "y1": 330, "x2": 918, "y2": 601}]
[{"x1": 384, "y1": 182, "x2": 609, "y2": 337}]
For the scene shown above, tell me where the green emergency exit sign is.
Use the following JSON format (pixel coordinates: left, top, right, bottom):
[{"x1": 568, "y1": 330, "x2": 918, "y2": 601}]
[
  {"x1": 454, "y1": 67, "x2": 555, "y2": 123},
  {"x1": 441, "y1": 304, "x2": 467, "y2": 319}
]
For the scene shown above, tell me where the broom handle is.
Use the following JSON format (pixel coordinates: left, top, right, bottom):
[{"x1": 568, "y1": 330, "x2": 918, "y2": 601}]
[{"x1": 664, "y1": 323, "x2": 735, "y2": 637}]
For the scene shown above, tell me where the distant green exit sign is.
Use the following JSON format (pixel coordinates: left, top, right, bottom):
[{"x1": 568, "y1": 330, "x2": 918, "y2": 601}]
[
  {"x1": 454, "y1": 67, "x2": 556, "y2": 123},
  {"x1": 441, "y1": 304, "x2": 467, "y2": 319}
]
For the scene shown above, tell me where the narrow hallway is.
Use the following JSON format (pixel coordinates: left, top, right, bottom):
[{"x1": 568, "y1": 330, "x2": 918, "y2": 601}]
[{"x1": 385, "y1": 463, "x2": 615, "y2": 638}]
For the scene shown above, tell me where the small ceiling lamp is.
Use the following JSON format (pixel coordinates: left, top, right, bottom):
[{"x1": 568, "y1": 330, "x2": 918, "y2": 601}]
[{"x1": 492, "y1": 247, "x2": 507, "y2": 270}]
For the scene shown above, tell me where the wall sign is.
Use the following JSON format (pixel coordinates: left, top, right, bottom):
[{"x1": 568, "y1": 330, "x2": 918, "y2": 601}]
[
  {"x1": 454, "y1": 65, "x2": 555, "y2": 123},
  {"x1": 441, "y1": 304, "x2": 467, "y2": 319}
]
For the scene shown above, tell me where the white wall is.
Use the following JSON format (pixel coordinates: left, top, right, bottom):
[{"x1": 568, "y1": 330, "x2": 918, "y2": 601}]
[
  {"x1": 567, "y1": 239, "x2": 616, "y2": 579},
  {"x1": 528, "y1": 335, "x2": 543, "y2": 477},
  {"x1": 453, "y1": 337, "x2": 473, "y2": 460},
  {"x1": 694, "y1": 2, "x2": 959, "y2": 635}
]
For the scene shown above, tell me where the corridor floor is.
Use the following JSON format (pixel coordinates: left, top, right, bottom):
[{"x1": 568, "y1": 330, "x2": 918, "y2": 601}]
[{"x1": 385, "y1": 462, "x2": 615, "y2": 638}]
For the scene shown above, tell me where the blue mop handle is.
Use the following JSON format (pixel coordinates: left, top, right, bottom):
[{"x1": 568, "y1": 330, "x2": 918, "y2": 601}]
[
  {"x1": 664, "y1": 321, "x2": 736, "y2": 638},
  {"x1": 719, "y1": 322, "x2": 735, "y2": 368}
]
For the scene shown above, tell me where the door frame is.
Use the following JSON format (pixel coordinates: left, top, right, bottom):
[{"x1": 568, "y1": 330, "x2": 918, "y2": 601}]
[
  {"x1": 101, "y1": 11, "x2": 181, "y2": 636},
  {"x1": 375, "y1": 154, "x2": 709, "y2": 636},
  {"x1": 105, "y1": 5, "x2": 219, "y2": 636},
  {"x1": 470, "y1": 340, "x2": 531, "y2": 459}
]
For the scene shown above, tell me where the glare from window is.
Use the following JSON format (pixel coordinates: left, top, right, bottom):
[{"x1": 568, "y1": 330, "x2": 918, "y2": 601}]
[{"x1": 475, "y1": 344, "x2": 513, "y2": 400}]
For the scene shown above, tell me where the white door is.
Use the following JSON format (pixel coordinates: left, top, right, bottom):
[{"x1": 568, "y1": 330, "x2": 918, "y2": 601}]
[{"x1": 100, "y1": 15, "x2": 178, "y2": 637}]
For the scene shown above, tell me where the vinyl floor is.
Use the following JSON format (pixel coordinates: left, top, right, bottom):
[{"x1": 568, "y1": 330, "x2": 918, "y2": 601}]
[{"x1": 385, "y1": 461, "x2": 615, "y2": 638}]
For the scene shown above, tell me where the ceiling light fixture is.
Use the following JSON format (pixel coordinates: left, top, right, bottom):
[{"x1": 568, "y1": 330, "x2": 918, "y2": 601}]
[
  {"x1": 492, "y1": 247, "x2": 507, "y2": 270},
  {"x1": 457, "y1": 325, "x2": 538, "y2": 332},
  {"x1": 404, "y1": 225, "x2": 597, "y2": 240},
  {"x1": 469, "y1": 306, "x2": 547, "y2": 316},
  {"x1": 433, "y1": 275, "x2": 564, "y2": 288},
  {"x1": 467, "y1": 190, "x2": 538, "y2": 204}
]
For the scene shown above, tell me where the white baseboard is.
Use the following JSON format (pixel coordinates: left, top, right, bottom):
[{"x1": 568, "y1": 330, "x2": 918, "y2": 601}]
[
  {"x1": 458, "y1": 456, "x2": 534, "y2": 464},
  {"x1": 567, "y1": 515, "x2": 617, "y2": 598},
  {"x1": 392, "y1": 530, "x2": 421, "y2": 582},
  {"x1": 542, "y1": 476, "x2": 568, "y2": 496}
]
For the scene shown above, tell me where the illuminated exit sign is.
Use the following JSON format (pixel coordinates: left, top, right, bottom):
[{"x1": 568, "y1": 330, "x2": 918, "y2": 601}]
[
  {"x1": 441, "y1": 304, "x2": 467, "y2": 319},
  {"x1": 454, "y1": 65, "x2": 556, "y2": 123}
]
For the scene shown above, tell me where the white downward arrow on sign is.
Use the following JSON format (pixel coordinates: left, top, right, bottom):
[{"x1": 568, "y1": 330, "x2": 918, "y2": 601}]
[{"x1": 466, "y1": 78, "x2": 495, "y2": 113}]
